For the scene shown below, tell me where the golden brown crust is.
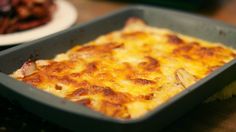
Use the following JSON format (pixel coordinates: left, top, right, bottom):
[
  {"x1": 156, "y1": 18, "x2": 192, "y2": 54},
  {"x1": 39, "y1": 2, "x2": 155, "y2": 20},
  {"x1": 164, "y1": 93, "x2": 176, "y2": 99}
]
[
  {"x1": 138, "y1": 56, "x2": 160, "y2": 72},
  {"x1": 10, "y1": 17, "x2": 236, "y2": 119}
]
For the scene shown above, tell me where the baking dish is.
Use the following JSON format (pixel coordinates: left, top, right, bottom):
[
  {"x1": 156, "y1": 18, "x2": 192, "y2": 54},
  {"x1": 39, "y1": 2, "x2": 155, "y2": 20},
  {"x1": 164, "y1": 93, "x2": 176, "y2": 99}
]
[
  {"x1": 0, "y1": 5, "x2": 235, "y2": 132},
  {"x1": 115, "y1": 0, "x2": 208, "y2": 10}
]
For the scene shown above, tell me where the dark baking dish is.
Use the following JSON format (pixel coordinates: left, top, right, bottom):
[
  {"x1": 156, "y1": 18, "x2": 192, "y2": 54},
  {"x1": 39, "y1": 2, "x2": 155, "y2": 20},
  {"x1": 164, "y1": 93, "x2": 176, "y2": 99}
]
[
  {"x1": 0, "y1": 5, "x2": 235, "y2": 132},
  {"x1": 114, "y1": 0, "x2": 210, "y2": 10}
]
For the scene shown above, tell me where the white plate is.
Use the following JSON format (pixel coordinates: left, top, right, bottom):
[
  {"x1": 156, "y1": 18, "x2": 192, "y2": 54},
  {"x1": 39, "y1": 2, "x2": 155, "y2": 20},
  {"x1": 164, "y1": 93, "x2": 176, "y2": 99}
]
[{"x1": 0, "y1": 0, "x2": 77, "y2": 46}]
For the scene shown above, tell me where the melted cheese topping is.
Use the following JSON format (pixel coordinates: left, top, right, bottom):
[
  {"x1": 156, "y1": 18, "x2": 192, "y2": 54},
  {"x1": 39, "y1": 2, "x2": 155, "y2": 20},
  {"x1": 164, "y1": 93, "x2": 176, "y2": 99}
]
[{"x1": 11, "y1": 17, "x2": 236, "y2": 119}]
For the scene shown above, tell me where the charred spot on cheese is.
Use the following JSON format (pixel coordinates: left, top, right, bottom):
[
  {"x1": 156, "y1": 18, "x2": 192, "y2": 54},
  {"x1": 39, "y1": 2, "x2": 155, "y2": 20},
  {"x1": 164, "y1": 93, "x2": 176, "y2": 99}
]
[
  {"x1": 68, "y1": 88, "x2": 89, "y2": 97},
  {"x1": 22, "y1": 73, "x2": 42, "y2": 87},
  {"x1": 232, "y1": 53, "x2": 236, "y2": 58},
  {"x1": 91, "y1": 86, "x2": 132, "y2": 104},
  {"x1": 55, "y1": 84, "x2": 63, "y2": 90},
  {"x1": 57, "y1": 76, "x2": 78, "y2": 85},
  {"x1": 188, "y1": 41, "x2": 200, "y2": 46},
  {"x1": 166, "y1": 34, "x2": 184, "y2": 44},
  {"x1": 123, "y1": 62, "x2": 135, "y2": 74},
  {"x1": 10, "y1": 17, "x2": 236, "y2": 120},
  {"x1": 100, "y1": 100, "x2": 130, "y2": 119},
  {"x1": 69, "y1": 72, "x2": 82, "y2": 78},
  {"x1": 138, "y1": 93, "x2": 154, "y2": 100},
  {"x1": 106, "y1": 92, "x2": 133, "y2": 104},
  {"x1": 139, "y1": 56, "x2": 160, "y2": 71},
  {"x1": 76, "y1": 43, "x2": 123, "y2": 53},
  {"x1": 122, "y1": 31, "x2": 148, "y2": 39},
  {"x1": 67, "y1": 85, "x2": 132, "y2": 104},
  {"x1": 44, "y1": 61, "x2": 74, "y2": 74},
  {"x1": 172, "y1": 42, "x2": 235, "y2": 62},
  {"x1": 196, "y1": 47, "x2": 215, "y2": 57},
  {"x1": 196, "y1": 46, "x2": 228, "y2": 58},
  {"x1": 71, "y1": 43, "x2": 124, "y2": 59},
  {"x1": 108, "y1": 43, "x2": 124, "y2": 49},
  {"x1": 82, "y1": 62, "x2": 98, "y2": 74},
  {"x1": 131, "y1": 78, "x2": 156, "y2": 85},
  {"x1": 75, "y1": 98, "x2": 91, "y2": 106},
  {"x1": 102, "y1": 87, "x2": 116, "y2": 96},
  {"x1": 76, "y1": 45, "x2": 96, "y2": 52},
  {"x1": 206, "y1": 65, "x2": 221, "y2": 74},
  {"x1": 173, "y1": 41, "x2": 200, "y2": 53},
  {"x1": 173, "y1": 45, "x2": 193, "y2": 54},
  {"x1": 52, "y1": 76, "x2": 90, "y2": 89}
]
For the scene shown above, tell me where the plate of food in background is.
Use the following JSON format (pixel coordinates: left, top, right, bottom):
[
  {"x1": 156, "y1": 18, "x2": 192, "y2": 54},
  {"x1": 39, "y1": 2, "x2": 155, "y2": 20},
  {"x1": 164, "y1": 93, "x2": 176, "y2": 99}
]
[{"x1": 0, "y1": 0, "x2": 77, "y2": 46}]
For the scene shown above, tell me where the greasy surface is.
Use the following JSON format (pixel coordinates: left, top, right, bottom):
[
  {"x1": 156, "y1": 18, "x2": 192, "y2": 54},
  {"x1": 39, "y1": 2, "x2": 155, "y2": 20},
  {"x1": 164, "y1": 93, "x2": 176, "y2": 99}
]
[{"x1": 11, "y1": 18, "x2": 236, "y2": 119}]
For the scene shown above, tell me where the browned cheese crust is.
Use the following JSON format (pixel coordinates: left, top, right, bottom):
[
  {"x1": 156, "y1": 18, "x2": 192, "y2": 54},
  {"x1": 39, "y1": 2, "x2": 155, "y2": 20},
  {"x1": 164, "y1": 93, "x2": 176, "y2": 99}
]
[{"x1": 11, "y1": 17, "x2": 236, "y2": 119}]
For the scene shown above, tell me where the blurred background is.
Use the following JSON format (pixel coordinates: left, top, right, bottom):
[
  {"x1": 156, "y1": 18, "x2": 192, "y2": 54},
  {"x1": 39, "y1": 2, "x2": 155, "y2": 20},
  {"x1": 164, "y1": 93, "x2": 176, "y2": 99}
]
[{"x1": 71, "y1": 0, "x2": 236, "y2": 26}]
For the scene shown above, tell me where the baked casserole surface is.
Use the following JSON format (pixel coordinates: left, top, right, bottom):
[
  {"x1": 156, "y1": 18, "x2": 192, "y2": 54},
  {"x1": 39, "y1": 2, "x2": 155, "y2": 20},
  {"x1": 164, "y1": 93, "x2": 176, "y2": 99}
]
[{"x1": 11, "y1": 18, "x2": 236, "y2": 119}]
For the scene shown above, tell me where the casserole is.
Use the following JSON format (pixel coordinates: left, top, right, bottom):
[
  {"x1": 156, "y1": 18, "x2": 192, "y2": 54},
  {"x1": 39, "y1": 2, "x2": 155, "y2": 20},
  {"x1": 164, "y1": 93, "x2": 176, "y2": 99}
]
[
  {"x1": 10, "y1": 17, "x2": 236, "y2": 119},
  {"x1": 0, "y1": 5, "x2": 235, "y2": 131}
]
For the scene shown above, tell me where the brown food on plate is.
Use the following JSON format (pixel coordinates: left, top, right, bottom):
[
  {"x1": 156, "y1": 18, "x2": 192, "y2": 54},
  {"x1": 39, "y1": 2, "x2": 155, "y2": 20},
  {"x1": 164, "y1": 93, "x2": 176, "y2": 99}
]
[
  {"x1": 10, "y1": 17, "x2": 236, "y2": 119},
  {"x1": 0, "y1": 0, "x2": 56, "y2": 34}
]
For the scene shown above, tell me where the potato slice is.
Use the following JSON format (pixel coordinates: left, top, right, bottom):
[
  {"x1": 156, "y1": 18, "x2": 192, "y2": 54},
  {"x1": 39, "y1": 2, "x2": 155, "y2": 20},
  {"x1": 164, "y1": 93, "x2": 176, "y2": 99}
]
[{"x1": 175, "y1": 68, "x2": 197, "y2": 88}]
